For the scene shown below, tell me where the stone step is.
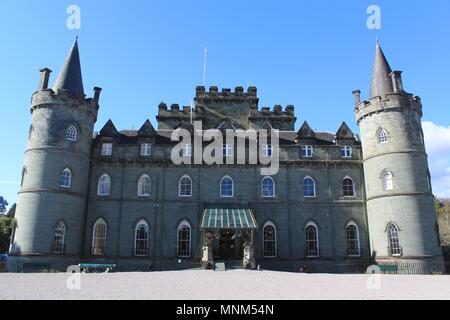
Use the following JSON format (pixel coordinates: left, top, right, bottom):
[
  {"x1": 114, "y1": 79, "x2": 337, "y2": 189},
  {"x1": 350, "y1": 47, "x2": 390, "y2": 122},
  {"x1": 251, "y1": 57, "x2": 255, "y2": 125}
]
[{"x1": 215, "y1": 261, "x2": 226, "y2": 271}]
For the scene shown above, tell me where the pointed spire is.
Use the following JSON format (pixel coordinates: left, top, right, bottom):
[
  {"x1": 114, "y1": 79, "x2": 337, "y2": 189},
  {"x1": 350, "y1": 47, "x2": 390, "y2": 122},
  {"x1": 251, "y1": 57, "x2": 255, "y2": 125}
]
[
  {"x1": 53, "y1": 38, "x2": 84, "y2": 95},
  {"x1": 370, "y1": 40, "x2": 393, "y2": 99}
]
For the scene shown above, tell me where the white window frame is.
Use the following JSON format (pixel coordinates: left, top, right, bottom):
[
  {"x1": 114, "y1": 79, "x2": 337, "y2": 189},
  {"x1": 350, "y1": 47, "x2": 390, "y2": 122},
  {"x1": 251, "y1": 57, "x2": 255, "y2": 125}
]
[
  {"x1": 301, "y1": 145, "x2": 313, "y2": 158},
  {"x1": 305, "y1": 221, "x2": 319, "y2": 258},
  {"x1": 346, "y1": 222, "x2": 361, "y2": 257},
  {"x1": 303, "y1": 176, "x2": 316, "y2": 198},
  {"x1": 140, "y1": 143, "x2": 152, "y2": 156},
  {"x1": 137, "y1": 174, "x2": 151, "y2": 197},
  {"x1": 220, "y1": 175, "x2": 234, "y2": 198},
  {"x1": 182, "y1": 144, "x2": 192, "y2": 157},
  {"x1": 66, "y1": 126, "x2": 78, "y2": 142},
  {"x1": 59, "y1": 168, "x2": 72, "y2": 188},
  {"x1": 262, "y1": 144, "x2": 273, "y2": 157},
  {"x1": 342, "y1": 176, "x2": 356, "y2": 197},
  {"x1": 262, "y1": 221, "x2": 277, "y2": 258},
  {"x1": 381, "y1": 170, "x2": 394, "y2": 191},
  {"x1": 97, "y1": 174, "x2": 111, "y2": 196},
  {"x1": 222, "y1": 144, "x2": 232, "y2": 157},
  {"x1": 91, "y1": 218, "x2": 107, "y2": 256},
  {"x1": 178, "y1": 175, "x2": 192, "y2": 197},
  {"x1": 261, "y1": 176, "x2": 275, "y2": 198},
  {"x1": 134, "y1": 219, "x2": 149, "y2": 257},
  {"x1": 101, "y1": 143, "x2": 113, "y2": 156},
  {"x1": 378, "y1": 129, "x2": 388, "y2": 144},
  {"x1": 341, "y1": 146, "x2": 352, "y2": 158},
  {"x1": 387, "y1": 223, "x2": 402, "y2": 257},
  {"x1": 177, "y1": 221, "x2": 191, "y2": 258}
]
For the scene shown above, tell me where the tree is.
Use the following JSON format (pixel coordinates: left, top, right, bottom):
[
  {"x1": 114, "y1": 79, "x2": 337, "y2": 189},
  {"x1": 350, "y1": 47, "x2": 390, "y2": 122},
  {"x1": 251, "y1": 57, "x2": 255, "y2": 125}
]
[
  {"x1": 435, "y1": 198, "x2": 450, "y2": 249},
  {"x1": 0, "y1": 196, "x2": 8, "y2": 215},
  {"x1": 0, "y1": 215, "x2": 13, "y2": 253}
]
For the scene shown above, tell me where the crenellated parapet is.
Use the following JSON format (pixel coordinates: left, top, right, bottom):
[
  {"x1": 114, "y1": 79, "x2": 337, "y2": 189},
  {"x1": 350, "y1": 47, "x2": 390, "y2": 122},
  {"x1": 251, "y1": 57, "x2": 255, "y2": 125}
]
[
  {"x1": 156, "y1": 102, "x2": 194, "y2": 130},
  {"x1": 194, "y1": 86, "x2": 259, "y2": 106},
  {"x1": 249, "y1": 104, "x2": 296, "y2": 131}
]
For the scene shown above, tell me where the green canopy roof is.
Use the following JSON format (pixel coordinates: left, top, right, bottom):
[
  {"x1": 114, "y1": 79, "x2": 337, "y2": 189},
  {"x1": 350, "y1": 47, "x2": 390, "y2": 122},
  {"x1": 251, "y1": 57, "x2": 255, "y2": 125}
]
[{"x1": 201, "y1": 207, "x2": 258, "y2": 230}]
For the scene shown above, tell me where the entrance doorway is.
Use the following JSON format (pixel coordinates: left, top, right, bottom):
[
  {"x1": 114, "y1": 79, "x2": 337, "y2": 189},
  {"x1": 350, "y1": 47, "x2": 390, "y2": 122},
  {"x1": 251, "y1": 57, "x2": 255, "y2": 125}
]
[{"x1": 218, "y1": 230, "x2": 236, "y2": 260}]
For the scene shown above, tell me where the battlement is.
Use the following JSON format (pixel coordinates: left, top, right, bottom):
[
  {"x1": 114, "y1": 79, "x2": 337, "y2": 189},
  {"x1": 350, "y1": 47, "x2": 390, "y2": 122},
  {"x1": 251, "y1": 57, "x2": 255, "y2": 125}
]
[
  {"x1": 195, "y1": 86, "x2": 259, "y2": 105},
  {"x1": 251, "y1": 104, "x2": 295, "y2": 117}
]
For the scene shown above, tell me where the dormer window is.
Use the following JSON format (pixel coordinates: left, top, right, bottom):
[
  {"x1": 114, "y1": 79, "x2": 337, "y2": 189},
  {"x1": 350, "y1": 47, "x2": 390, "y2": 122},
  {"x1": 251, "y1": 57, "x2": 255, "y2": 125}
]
[
  {"x1": 182, "y1": 144, "x2": 192, "y2": 157},
  {"x1": 223, "y1": 144, "x2": 232, "y2": 157},
  {"x1": 301, "y1": 145, "x2": 313, "y2": 158},
  {"x1": 140, "y1": 143, "x2": 152, "y2": 156},
  {"x1": 262, "y1": 144, "x2": 272, "y2": 157},
  {"x1": 340, "y1": 146, "x2": 352, "y2": 158},
  {"x1": 101, "y1": 143, "x2": 113, "y2": 156}
]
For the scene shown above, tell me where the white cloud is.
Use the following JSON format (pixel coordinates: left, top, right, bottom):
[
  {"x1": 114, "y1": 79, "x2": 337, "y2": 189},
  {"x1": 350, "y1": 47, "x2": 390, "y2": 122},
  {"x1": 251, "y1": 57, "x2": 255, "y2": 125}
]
[{"x1": 422, "y1": 121, "x2": 450, "y2": 198}]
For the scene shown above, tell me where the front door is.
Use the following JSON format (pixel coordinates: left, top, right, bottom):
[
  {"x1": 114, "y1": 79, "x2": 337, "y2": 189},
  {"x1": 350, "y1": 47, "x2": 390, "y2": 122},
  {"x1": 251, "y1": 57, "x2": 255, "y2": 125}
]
[{"x1": 219, "y1": 230, "x2": 235, "y2": 260}]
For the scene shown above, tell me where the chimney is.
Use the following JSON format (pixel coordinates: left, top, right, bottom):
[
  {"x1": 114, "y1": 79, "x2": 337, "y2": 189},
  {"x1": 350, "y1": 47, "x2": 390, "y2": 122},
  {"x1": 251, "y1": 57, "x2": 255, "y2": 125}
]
[
  {"x1": 93, "y1": 87, "x2": 102, "y2": 104},
  {"x1": 352, "y1": 89, "x2": 361, "y2": 107},
  {"x1": 38, "y1": 68, "x2": 52, "y2": 90}
]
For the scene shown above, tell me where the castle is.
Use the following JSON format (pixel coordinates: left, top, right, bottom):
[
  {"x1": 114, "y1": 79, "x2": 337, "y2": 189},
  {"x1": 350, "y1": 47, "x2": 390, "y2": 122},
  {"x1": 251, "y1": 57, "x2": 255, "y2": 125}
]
[{"x1": 7, "y1": 39, "x2": 444, "y2": 273}]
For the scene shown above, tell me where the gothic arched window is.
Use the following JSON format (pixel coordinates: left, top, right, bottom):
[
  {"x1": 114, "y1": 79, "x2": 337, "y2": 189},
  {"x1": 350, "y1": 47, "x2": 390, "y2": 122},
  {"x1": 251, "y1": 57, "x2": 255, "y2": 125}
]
[
  {"x1": 342, "y1": 177, "x2": 355, "y2": 197},
  {"x1": 378, "y1": 129, "x2": 388, "y2": 144},
  {"x1": 59, "y1": 168, "x2": 72, "y2": 188},
  {"x1": 97, "y1": 174, "x2": 111, "y2": 196},
  {"x1": 388, "y1": 223, "x2": 402, "y2": 256},
  {"x1": 177, "y1": 221, "x2": 191, "y2": 257},
  {"x1": 135, "y1": 220, "x2": 149, "y2": 256},
  {"x1": 382, "y1": 170, "x2": 394, "y2": 191},
  {"x1": 66, "y1": 126, "x2": 78, "y2": 142},
  {"x1": 263, "y1": 222, "x2": 277, "y2": 258},
  {"x1": 303, "y1": 176, "x2": 316, "y2": 198},
  {"x1": 52, "y1": 221, "x2": 66, "y2": 254},
  {"x1": 305, "y1": 222, "x2": 319, "y2": 257},
  {"x1": 346, "y1": 222, "x2": 361, "y2": 257},
  {"x1": 92, "y1": 219, "x2": 107, "y2": 256}
]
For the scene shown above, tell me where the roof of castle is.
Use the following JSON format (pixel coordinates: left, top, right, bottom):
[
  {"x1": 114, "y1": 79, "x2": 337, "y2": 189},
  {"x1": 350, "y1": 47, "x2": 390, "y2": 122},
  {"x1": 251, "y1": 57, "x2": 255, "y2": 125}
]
[
  {"x1": 53, "y1": 38, "x2": 84, "y2": 95},
  {"x1": 370, "y1": 40, "x2": 393, "y2": 99}
]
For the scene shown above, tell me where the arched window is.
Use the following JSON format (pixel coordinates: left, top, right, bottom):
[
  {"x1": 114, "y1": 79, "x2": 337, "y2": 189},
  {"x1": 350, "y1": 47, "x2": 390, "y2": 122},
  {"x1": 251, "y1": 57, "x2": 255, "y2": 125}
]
[
  {"x1": 135, "y1": 220, "x2": 149, "y2": 256},
  {"x1": 263, "y1": 222, "x2": 277, "y2": 258},
  {"x1": 179, "y1": 175, "x2": 192, "y2": 197},
  {"x1": 261, "y1": 176, "x2": 275, "y2": 198},
  {"x1": 378, "y1": 129, "x2": 388, "y2": 144},
  {"x1": 92, "y1": 219, "x2": 107, "y2": 256},
  {"x1": 59, "y1": 168, "x2": 72, "y2": 188},
  {"x1": 382, "y1": 170, "x2": 394, "y2": 191},
  {"x1": 303, "y1": 176, "x2": 316, "y2": 198},
  {"x1": 342, "y1": 177, "x2": 355, "y2": 197},
  {"x1": 97, "y1": 174, "x2": 111, "y2": 196},
  {"x1": 305, "y1": 222, "x2": 319, "y2": 257},
  {"x1": 66, "y1": 125, "x2": 78, "y2": 142},
  {"x1": 52, "y1": 221, "x2": 66, "y2": 254},
  {"x1": 137, "y1": 174, "x2": 151, "y2": 197},
  {"x1": 346, "y1": 222, "x2": 361, "y2": 257},
  {"x1": 220, "y1": 176, "x2": 234, "y2": 197},
  {"x1": 177, "y1": 221, "x2": 191, "y2": 257},
  {"x1": 388, "y1": 223, "x2": 402, "y2": 256}
]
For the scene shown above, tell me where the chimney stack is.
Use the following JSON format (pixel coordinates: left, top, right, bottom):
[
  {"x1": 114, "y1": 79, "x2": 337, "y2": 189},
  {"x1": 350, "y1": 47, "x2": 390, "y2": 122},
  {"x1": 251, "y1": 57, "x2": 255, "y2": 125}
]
[
  {"x1": 390, "y1": 71, "x2": 404, "y2": 93},
  {"x1": 38, "y1": 68, "x2": 52, "y2": 90}
]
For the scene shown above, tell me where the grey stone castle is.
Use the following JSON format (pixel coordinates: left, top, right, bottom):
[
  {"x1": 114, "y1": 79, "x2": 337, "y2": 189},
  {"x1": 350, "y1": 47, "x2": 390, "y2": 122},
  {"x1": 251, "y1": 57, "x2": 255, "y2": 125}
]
[{"x1": 7, "y1": 39, "x2": 444, "y2": 273}]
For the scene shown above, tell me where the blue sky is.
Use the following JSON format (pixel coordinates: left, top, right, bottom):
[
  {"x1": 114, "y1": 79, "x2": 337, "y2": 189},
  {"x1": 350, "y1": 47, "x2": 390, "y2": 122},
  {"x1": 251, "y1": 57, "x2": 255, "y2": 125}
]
[{"x1": 1, "y1": 0, "x2": 450, "y2": 206}]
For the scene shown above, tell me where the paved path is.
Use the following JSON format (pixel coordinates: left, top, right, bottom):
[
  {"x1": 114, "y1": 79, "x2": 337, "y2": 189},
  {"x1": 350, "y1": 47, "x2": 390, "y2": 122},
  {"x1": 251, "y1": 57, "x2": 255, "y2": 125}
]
[{"x1": 1, "y1": 270, "x2": 450, "y2": 300}]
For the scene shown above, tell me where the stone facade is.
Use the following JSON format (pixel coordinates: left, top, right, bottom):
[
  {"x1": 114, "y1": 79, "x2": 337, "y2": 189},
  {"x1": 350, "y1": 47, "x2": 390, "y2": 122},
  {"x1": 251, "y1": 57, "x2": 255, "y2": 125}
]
[{"x1": 6, "y1": 40, "x2": 444, "y2": 273}]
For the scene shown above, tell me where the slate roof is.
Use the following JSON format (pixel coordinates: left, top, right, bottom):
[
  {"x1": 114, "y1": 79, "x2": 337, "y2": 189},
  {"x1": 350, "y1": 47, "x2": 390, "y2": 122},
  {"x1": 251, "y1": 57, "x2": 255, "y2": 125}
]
[{"x1": 53, "y1": 38, "x2": 84, "y2": 95}]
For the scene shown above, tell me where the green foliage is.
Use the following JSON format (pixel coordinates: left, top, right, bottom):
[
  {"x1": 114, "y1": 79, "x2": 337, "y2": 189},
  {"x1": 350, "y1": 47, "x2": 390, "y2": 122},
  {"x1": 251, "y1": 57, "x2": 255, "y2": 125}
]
[
  {"x1": 0, "y1": 215, "x2": 13, "y2": 253},
  {"x1": 435, "y1": 198, "x2": 450, "y2": 248}
]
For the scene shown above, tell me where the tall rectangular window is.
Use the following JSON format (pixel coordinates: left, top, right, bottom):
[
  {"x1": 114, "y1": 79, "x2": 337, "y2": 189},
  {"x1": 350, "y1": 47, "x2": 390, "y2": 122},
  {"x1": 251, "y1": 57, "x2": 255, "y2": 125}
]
[
  {"x1": 340, "y1": 146, "x2": 352, "y2": 158},
  {"x1": 182, "y1": 144, "x2": 192, "y2": 157},
  {"x1": 101, "y1": 143, "x2": 113, "y2": 156},
  {"x1": 222, "y1": 144, "x2": 232, "y2": 157},
  {"x1": 262, "y1": 144, "x2": 272, "y2": 157}
]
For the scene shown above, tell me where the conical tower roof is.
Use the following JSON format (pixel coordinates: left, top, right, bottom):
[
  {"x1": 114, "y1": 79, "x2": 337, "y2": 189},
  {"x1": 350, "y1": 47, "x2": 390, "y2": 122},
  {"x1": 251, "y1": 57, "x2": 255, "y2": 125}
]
[
  {"x1": 53, "y1": 38, "x2": 84, "y2": 95},
  {"x1": 370, "y1": 40, "x2": 393, "y2": 99}
]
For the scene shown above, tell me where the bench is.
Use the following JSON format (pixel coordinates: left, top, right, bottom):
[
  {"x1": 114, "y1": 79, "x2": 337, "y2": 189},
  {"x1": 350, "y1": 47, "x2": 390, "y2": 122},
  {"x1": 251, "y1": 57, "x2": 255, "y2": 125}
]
[
  {"x1": 22, "y1": 263, "x2": 52, "y2": 273},
  {"x1": 378, "y1": 264, "x2": 399, "y2": 273},
  {"x1": 79, "y1": 263, "x2": 117, "y2": 273}
]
